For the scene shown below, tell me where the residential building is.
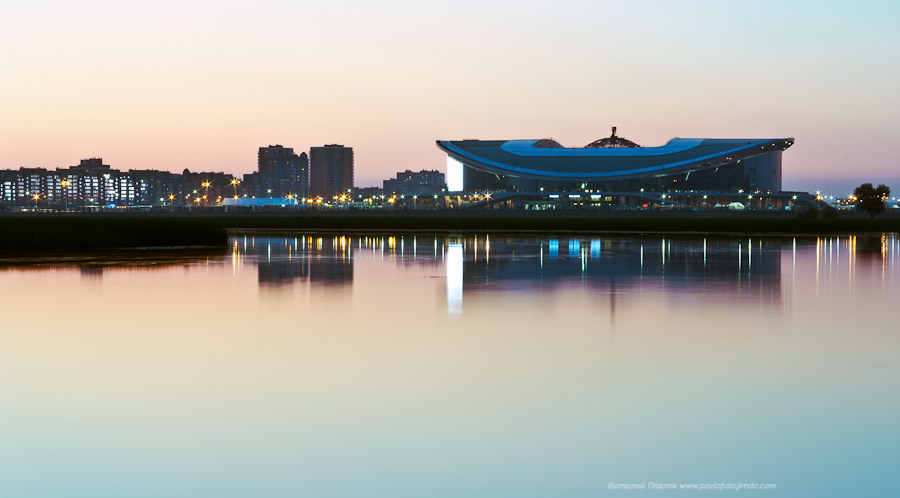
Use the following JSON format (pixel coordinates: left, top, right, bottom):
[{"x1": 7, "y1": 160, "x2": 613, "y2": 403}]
[
  {"x1": 309, "y1": 145, "x2": 353, "y2": 199},
  {"x1": 383, "y1": 169, "x2": 445, "y2": 195}
]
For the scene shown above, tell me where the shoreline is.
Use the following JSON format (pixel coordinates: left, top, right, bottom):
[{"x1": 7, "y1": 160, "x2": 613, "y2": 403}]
[{"x1": 1, "y1": 213, "x2": 898, "y2": 253}]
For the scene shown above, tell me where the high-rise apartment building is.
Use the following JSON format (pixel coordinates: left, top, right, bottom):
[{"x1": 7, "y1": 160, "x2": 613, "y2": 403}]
[
  {"x1": 251, "y1": 145, "x2": 308, "y2": 198},
  {"x1": 309, "y1": 145, "x2": 353, "y2": 199}
]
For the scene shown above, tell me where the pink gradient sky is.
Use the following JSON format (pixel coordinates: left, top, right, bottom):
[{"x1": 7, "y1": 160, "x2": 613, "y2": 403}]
[{"x1": 1, "y1": 1, "x2": 897, "y2": 188}]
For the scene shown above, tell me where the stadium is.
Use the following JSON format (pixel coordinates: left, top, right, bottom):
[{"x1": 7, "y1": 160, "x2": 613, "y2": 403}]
[{"x1": 436, "y1": 128, "x2": 810, "y2": 210}]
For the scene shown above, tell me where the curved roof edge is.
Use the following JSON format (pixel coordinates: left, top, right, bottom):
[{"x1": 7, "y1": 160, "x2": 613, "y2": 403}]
[{"x1": 436, "y1": 138, "x2": 795, "y2": 180}]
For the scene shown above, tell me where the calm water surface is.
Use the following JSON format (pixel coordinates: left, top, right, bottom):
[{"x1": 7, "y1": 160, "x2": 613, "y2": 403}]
[{"x1": 2, "y1": 233, "x2": 899, "y2": 497}]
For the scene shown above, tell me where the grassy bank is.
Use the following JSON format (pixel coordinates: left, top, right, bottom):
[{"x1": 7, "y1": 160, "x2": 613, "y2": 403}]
[
  {"x1": 0, "y1": 216, "x2": 228, "y2": 253},
  {"x1": 1, "y1": 213, "x2": 898, "y2": 253},
  {"x1": 207, "y1": 213, "x2": 900, "y2": 235}
]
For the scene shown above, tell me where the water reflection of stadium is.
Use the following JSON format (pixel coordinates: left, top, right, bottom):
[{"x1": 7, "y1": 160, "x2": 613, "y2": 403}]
[
  {"x1": 444, "y1": 235, "x2": 785, "y2": 314},
  {"x1": 452, "y1": 236, "x2": 782, "y2": 291},
  {"x1": 237, "y1": 234, "x2": 786, "y2": 310}
]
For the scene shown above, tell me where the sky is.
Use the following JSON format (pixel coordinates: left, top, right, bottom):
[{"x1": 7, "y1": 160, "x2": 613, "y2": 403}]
[{"x1": 1, "y1": 0, "x2": 898, "y2": 191}]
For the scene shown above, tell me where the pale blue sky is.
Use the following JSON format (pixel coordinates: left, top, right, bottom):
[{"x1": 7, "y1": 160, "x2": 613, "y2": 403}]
[{"x1": 1, "y1": 0, "x2": 898, "y2": 188}]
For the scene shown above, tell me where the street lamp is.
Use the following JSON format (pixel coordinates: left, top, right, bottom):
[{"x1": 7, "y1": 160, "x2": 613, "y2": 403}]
[
  {"x1": 60, "y1": 180, "x2": 71, "y2": 211},
  {"x1": 201, "y1": 181, "x2": 211, "y2": 205}
]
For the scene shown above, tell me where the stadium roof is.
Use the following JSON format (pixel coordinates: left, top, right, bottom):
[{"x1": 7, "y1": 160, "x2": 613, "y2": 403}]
[{"x1": 436, "y1": 137, "x2": 794, "y2": 180}]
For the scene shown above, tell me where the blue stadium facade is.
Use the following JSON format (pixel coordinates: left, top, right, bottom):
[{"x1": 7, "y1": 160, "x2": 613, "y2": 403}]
[{"x1": 436, "y1": 129, "x2": 794, "y2": 194}]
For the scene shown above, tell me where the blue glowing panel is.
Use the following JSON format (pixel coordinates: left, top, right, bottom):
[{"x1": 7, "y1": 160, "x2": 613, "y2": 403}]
[
  {"x1": 591, "y1": 239, "x2": 602, "y2": 258},
  {"x1": 569, "y1": 239, "x2": 580, "y2": 256}
]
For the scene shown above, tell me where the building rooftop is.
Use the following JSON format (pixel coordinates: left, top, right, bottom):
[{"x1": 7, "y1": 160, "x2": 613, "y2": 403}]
[{"x1": 437, "y1": 136, "x2": 794, "y2": 180}]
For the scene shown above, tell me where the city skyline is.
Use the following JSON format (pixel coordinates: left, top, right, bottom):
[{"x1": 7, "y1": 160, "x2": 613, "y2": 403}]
[
  {"x1": 1, "y1": 1, "x2": 897, "y2": 189},
  {"x1": 0, "y1": 150, "x2": 457, "y2": 209}
]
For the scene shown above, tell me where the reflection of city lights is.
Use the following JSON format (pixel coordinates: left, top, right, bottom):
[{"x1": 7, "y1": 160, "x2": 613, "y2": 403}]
[
  {"x1": 548, "y1": 239, "x2": 559, "y2": 258},
  {"x1": 447, "y1": 243, "x2": 463, "y2": 314},
  {"x1": 591, "y1": 239, "x2": 601, "y2": 258}
]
